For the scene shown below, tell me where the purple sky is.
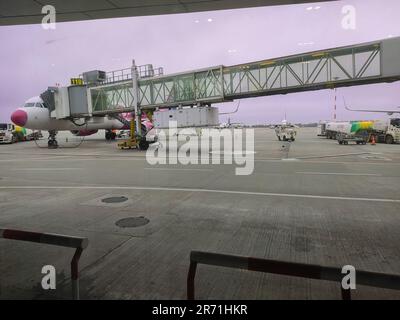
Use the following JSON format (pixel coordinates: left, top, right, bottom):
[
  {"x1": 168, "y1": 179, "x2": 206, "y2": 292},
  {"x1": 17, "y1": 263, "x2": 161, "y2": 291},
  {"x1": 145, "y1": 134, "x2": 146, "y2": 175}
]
[{"x1": 0, "y1": 0, "x2": 399, "y2": 124}]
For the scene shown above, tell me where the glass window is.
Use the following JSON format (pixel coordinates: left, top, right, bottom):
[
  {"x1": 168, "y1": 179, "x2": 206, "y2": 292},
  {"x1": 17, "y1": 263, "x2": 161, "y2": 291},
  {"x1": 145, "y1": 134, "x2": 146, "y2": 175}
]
[
  {"x1": 390, "y1": 119, "x2": 400, "y2": 128},
  {"x1": 23, "y1": 102, "x2": 36, "y2": 108}
]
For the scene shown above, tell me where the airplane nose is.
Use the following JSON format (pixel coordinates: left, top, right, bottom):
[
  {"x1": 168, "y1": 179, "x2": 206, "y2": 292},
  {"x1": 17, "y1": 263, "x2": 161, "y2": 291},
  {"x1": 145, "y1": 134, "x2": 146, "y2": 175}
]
[{"x1": 11, "y1": 110, "x2": 28, "y2": 127}]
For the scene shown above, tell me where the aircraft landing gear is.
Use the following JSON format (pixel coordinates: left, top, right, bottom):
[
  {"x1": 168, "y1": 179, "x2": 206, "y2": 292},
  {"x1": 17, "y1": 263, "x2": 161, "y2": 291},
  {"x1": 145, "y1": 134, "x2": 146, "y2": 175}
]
[
  {"x1": 105, "y1": 130, "x2": 116, "y2": 141},
  {"x1": 48, "y1": 130, "x2": 58, "y2": 149},
  {"x1": 139, "y1": 138, "x2": 149, "y2": 150}
]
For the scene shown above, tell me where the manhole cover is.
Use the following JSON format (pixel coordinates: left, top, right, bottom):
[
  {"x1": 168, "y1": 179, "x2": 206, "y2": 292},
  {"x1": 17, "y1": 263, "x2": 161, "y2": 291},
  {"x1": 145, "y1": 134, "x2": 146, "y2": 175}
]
[
  {"x1": 116, "y1": 217, "x2": 150, "y2": 228},
  {"x1": 102, "y1": 196, "x2": 128, "y2": 204}
]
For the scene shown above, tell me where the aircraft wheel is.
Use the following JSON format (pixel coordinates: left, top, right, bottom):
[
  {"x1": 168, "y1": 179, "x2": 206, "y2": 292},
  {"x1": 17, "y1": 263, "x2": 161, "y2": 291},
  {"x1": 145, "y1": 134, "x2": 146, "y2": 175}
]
[
  {"x1": 139, "y1": 139, "x2": 149, "y2": 150},
  {"x1": 48, "y1": 139, "x2": 58, "y2": 148}
]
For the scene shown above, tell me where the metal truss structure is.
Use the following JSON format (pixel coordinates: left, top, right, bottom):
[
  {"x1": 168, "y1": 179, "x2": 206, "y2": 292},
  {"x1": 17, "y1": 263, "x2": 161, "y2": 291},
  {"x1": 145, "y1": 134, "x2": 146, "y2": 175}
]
[{"x1": 88, "y1": 37, "x2": 400, "y2": 115}]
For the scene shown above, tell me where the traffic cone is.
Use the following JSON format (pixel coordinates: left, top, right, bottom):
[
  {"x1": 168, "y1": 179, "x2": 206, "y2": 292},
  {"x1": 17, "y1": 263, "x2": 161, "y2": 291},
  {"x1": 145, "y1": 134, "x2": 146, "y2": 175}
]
[{"x1": 371, "y1": 135, "x2": 376, "y2": 145}]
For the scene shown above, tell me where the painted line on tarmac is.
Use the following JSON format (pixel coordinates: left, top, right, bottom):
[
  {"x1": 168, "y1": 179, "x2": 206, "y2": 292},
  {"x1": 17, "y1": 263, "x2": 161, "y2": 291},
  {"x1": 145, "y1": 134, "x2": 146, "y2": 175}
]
[
  {"x1": 0, "y1": 157, "x2": 144, "y2": 162},
  {"x1": 0, "y1": 186, "x2": 399, "y2": 203},
  {"x1": 144, "y1": 167, "x2": 213, "y2": 172},
  {"x1": 295, "y1": 152, "x2": 373, "y2": 160},
  {"x1": 0, "y1": 152, "x2": 144, "y2": 158},
  {"x1": 296, "y1": 172, "x2": 382, "y2": 177},
  {"x1": 0, "y1": 156, "x2": 74, "y2": 162},
  {"x1": 256, "y1": 159, "x2": 400, "y2": 166},
  {"x1": 1, "y1": 157, "x2": 399, "y2": 167},
  {"x1": 0, "y1": 153, "x2": 398, "y2": 167},
  {"x1": 10, "y1": 168, "x2": 83, "y2": 171}
]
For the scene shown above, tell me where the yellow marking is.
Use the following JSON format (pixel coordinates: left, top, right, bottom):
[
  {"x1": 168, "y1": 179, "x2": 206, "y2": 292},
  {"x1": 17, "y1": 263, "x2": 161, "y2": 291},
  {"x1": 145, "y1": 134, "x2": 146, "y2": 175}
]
[
  {"x1": 260, "y1": 61, "x2": 276, "y2": 66},
  {"x1": 70, "y1": 78, "x2": 83, "y2": 85}
]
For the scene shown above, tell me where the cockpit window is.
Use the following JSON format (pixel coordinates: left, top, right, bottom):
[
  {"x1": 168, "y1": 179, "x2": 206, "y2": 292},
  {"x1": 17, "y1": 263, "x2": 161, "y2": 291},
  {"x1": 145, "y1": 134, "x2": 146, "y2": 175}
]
[
  {"x1": 23, "y1": 103, "x2": 36, "y2": 108},
  {"x1": 23, "y1": 102, "x2": 46, "y2": 108}
]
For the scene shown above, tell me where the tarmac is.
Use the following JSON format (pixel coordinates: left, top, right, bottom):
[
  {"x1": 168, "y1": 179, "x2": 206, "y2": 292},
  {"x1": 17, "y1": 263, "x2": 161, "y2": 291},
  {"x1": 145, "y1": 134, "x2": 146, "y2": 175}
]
[{"x1": 0, "y1": 127, "x2": 399, "y2": 299}]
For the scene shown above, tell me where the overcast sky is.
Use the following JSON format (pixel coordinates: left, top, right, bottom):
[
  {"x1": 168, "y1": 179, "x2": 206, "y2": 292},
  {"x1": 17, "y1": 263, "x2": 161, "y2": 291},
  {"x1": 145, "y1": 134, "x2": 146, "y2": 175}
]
[{"x1": 0, "y1": 0, "x2": 399, "y2": 124}]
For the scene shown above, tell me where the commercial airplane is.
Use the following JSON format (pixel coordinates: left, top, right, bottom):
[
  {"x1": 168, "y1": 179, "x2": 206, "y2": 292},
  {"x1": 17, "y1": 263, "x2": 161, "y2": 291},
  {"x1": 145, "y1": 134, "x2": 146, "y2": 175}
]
[
  {"x1": 271, "y1": 114, "x2": 300, "y2": 128},
  {"x1": 345, "y1": 105, "x2": 400, "y2": 115},
  {"x1": 10, "y1": 96, "x2": 153, "y2": 147},
  {"x1": 218, "y1": 117, "x2": 245, "y2": 129},
  {"x1": 218, "y1": 101, "x2": 241, "y2": 128},
  {"x1": 343, "y1": 98, "x2": 400, "y2": 116}
]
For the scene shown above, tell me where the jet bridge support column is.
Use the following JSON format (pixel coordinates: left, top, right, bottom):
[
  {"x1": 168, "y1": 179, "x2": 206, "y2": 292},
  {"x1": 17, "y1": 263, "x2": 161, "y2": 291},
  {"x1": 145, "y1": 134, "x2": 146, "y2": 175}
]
[{"x1": 131, "y1": 60, "x2": 142, "y2": 137}]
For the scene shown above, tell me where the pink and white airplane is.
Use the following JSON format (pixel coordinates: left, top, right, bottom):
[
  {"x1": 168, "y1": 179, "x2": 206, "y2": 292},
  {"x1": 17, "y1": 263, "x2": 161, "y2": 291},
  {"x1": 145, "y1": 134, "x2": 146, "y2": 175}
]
[{"x1": 11, "y1": 96, "x2": 153, "y2": 147}]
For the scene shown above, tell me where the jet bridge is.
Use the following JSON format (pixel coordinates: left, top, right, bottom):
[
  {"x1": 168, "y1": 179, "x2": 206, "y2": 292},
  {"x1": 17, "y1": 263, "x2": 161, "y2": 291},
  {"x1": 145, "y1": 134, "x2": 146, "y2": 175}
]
[{"x1": 86, "y1": 37, "x2": 400, "y2": 116}]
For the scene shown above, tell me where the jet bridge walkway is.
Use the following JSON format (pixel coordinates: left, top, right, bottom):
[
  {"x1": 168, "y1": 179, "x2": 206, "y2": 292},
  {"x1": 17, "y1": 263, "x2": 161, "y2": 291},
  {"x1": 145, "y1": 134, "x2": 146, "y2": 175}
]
[{"x1": 87, "y1": 37, "x2": 400, "y2": 115}]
